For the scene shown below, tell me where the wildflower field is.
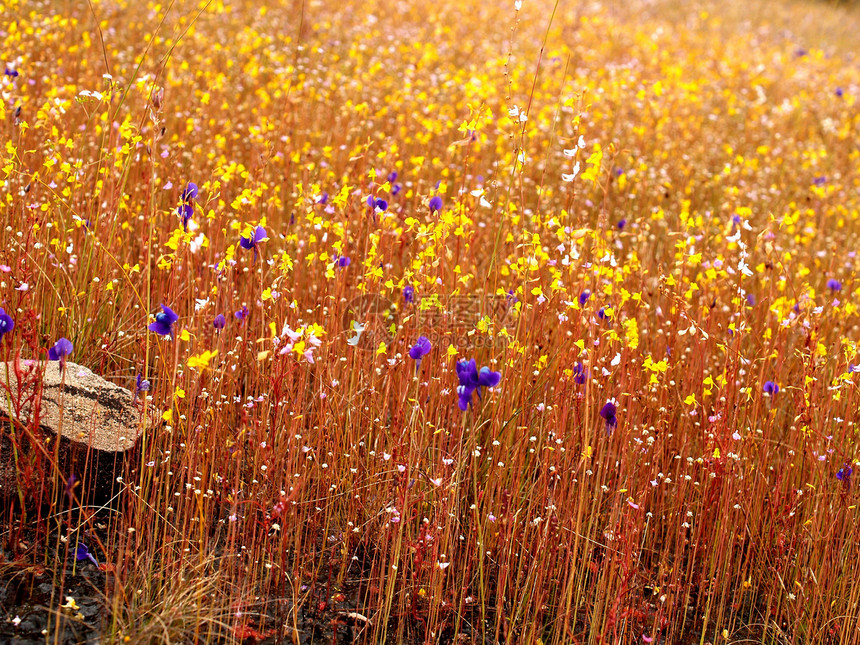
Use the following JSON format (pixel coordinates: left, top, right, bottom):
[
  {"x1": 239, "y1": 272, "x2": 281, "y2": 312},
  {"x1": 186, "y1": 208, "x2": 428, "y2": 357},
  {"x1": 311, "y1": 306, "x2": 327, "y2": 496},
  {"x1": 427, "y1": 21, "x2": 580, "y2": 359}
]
[{"x1": 2, "y1": 0, "x2": 860, "y2": 642}]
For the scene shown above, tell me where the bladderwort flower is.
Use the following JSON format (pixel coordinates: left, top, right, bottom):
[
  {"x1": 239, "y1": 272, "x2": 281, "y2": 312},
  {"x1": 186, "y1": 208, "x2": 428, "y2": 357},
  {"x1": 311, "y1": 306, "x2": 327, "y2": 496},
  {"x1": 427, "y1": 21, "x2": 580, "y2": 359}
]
[
  {"x1": 827, "y1": 278, "x2": 842, "y2": 292},
  {"x1": 836, "y1": 463, "x2": 852, "y2": 482},
  {"x1": 456, "y1": 359, "x2": 501, "y2": 411},
  {"x1": 572, "y1": 361, "x2": 587, "y2": 385},
  {"x1": 148, "y1": 305, "x2": 179, "y2": 339},
  {"x1": 179, "y1": 182, "x2": 198, "y2": 232},
  {"x1": 335, "y1": 255, "x2": 351, "y2": 268},
  {"x1": 367, "y1": 196, "x2": 388, "y2": 218},
  {"x1": 235, "y1": 305, "x2": 249, "y2": 322},
  {"x1": 763, "y1": 380, "x2": 779, "y2": 396},
  {"x1": 76, "y1": 542, "x2": 99, "y2": 567},
  {"x1": 213, "y1": 314, "x2": 226, "y2": 330},
  {"x1": 48, "y1": 338, "x2": 73, "y2": 366},
  {"x1": 600, "y1": 399, "x2": 618, "y2": 433},
  {"x1": 133, "y1": 373, "x2": 150, "y2": 404},
  {"x1": 403, "y1": 285, "x2": 415, "y2": 304},
  {"x1": 578, "y1": 290, "x2": 591, "y2": 306},
  {"x1": 239, "y1": 225, "x2": 267, "y2": 263},
  {"x1": 408, "y1": 336, "x2": 432, "y2": 370},
  {"x1": 0, "y1": 308, "x2": 13, "y2": 342},
  {"x1": 429, "y1": 195, "x2": 443, "y2": 213}
]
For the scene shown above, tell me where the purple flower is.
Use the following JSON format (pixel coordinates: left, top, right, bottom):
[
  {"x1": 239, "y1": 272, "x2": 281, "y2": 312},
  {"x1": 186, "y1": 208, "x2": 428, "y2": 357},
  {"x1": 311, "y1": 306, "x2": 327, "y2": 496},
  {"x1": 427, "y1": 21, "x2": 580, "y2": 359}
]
[
  {"x1": 234, "y1": 305, "x2": 249, "y2": 321},
  {"x1": 617, "y1": 219, "x2": 626, "y2": 230},
  {"x1": 456, "y1": 359, "x2": 501, "y2": 410},
  {"x1": 746, "y1": 293, "x2": 756, "y2": 307},
  {"x1": 180, "y1": 182, "x2": 198, "y2": 201},
  {"x1": 827, "y1": 278, "x2": 842, "y2": 292},
  {"x1": 408, "y1": 336, "x2": 432, "y2": 368},
  {"x1": 239, "y1": 225, "x2": 267, "y2": 262},
  {"x1": 837, "y1": 463, "x2": 852, "y2": 482},
  {"x1": 335, "y1": 255, "x2": 351, "y2": 268},
  {"x1": 148, "y1": 305, "x2": 179, "y2": 338},
  {"x1": 387, "y1": 171, "x2": 398, "y2": 183},
  {"x1": 835, "y1": 87, "x2": 844, "y2": 98},
  {"x1": 133, "y1": 373, "x2": 150, "y2": 404},
  {"x1": 403, "y1": 285, "x2": 414, "y2": 304},
  {"x1": 578, "y1": 291, "x2": 591, "y2": 306},
  {"x1": 0, "y1": 308, "x2": 13, "y2": 342},
  {"x1": 600, "y1": 400, "x2": 617, "y2": 432},
  {"x1": 213, "y1": 314, "x2": 226, "y2": 329},
  {"x1": 367, "y1": 196, "x2": 388, "y2": 213},
  {"x1": 48, "y1": 337, "x2": 74, "y2": 363},
  {"x1": 597, "y1": 307, "x2": 608, "y2": 320},
  {"x1": 572, "y1": 361, "x2": 587, "y2": 385},
  {"x1": 178, "y1": 182, "x2": 198, "y2": 231},
  {"x1": 429, "y1": 195, "x2": 443, "y2": 213},
  {"x1": 318, "y1": 191, "x2": 329, "y2": 205},
  {"x1": 76, "y1": 542, "x2": 99, "y2": 567},
  {"x1": 763, "y1": 380, "x2": 779, "y2": 395},
  {"x1": 4, "y1": 68, "x2": 18, "y2": 77},
  {"x1": 391, "y1": 184, "x2": 402, "y2": 196}
]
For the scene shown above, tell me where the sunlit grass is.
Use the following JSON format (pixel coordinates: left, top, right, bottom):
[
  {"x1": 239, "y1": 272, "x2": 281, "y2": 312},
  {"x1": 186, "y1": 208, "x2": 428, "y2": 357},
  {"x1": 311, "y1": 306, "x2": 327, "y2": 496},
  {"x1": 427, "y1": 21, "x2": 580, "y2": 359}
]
[{"x1": 1, "y1": 0, "x2": 859, "y2": 642}]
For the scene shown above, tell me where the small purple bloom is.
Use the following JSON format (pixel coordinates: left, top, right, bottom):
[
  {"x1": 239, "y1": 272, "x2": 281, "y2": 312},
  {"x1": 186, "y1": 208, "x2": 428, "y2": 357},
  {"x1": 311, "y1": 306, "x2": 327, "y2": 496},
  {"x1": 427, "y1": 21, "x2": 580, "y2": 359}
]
[
  {"x1": 746, "y1": 293, "x2": 756, "y2": 306},
  {"x1": 428, "y1": 195, "x2": 443, "y2": 213},
  {"x1": 617, "y1": 219, "x2": 626, "y2": 230},
  {"x1": 235, "y1": 305, "x2": 249, "y2": 321},
  {"x1": 335, "y1": 255, "x2": 351, "y2": 268},
  {"x1": 827, "y1": 278, "x2": 842, "y2": 292},
  {"x1": 597, "y1": 306, "x2": 608, "y2": 320},
  {"x1": 835, "y1": 87, "x2": 844, "y2": 98},
  {"x1": 133, "y1": 373, "x2": 151, "y2": 404},
  {"x1": 403, "y1": 285, "x2": 414, "y2": 304},
  {"x1": 456, "y1": 359, "x2": 501, "y2": 410},
  {"x1": 179, "y1": 204, "x2": 193, "y2": 231},
  {"x1": 213, "y1": 314, "x2": 226, "y2": 329},
  {"x1": 600, "y1": 400, "x2": 617, "y2": 432},
  {"x1": 178, "y1": 182, "x2": 198, "y2": 231},
  {"x1": 318, "y1": 192, "x2": 329, "y2": 205},
  {"x1": 387, "y1": 171, "x2": 398, "y2": 183},
  {"x1": 837, "y1": 463, "x2": 852, "y2": 482},
  {"x1": 4, "y1": 67, "x2": 18, "y2": 77},
  {"x1": 408, "y1": 336, "x2": 432, "y2": 369},
  {"x1": 180, "y1": 182, "x2": 198, "y2": 201},
  {"x1": 391, "y1": 184, "x2": 402, "y2": 196},
  {"x1": 763, "y1": 380, "x2": 779, "y2": 395},
  {"x1": 48, "y1": 337, "x2": 74, "y2": 363},
  {"x1": 239, "y1": 225, "x2": 267, "y2": 262},
  {"x1": 572, "y1": 361, "x2": 587, "y2": 385},
  {"x1": 76, "y1": 542, "x2": 99, "y2": 567},
  {"x1": 148, "y1": 305, "x2": 179, "y2": 338},
  {"x1": 0, "y1": 308, "x2": 13, "y2": 342},
  {"x1": 367, "y1": 196, "x2": 388, "y2": 212},
  {"x1": 578, "y1": 291, "x2": 591, "y2": 306}
]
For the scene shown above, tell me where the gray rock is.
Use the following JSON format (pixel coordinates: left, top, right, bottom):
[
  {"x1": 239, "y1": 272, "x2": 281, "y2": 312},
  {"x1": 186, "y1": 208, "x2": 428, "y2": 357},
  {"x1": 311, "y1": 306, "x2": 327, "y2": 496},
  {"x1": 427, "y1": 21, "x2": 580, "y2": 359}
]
[{"x1": 0, "y1": 359, "x2": 152, "y2": 502}]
